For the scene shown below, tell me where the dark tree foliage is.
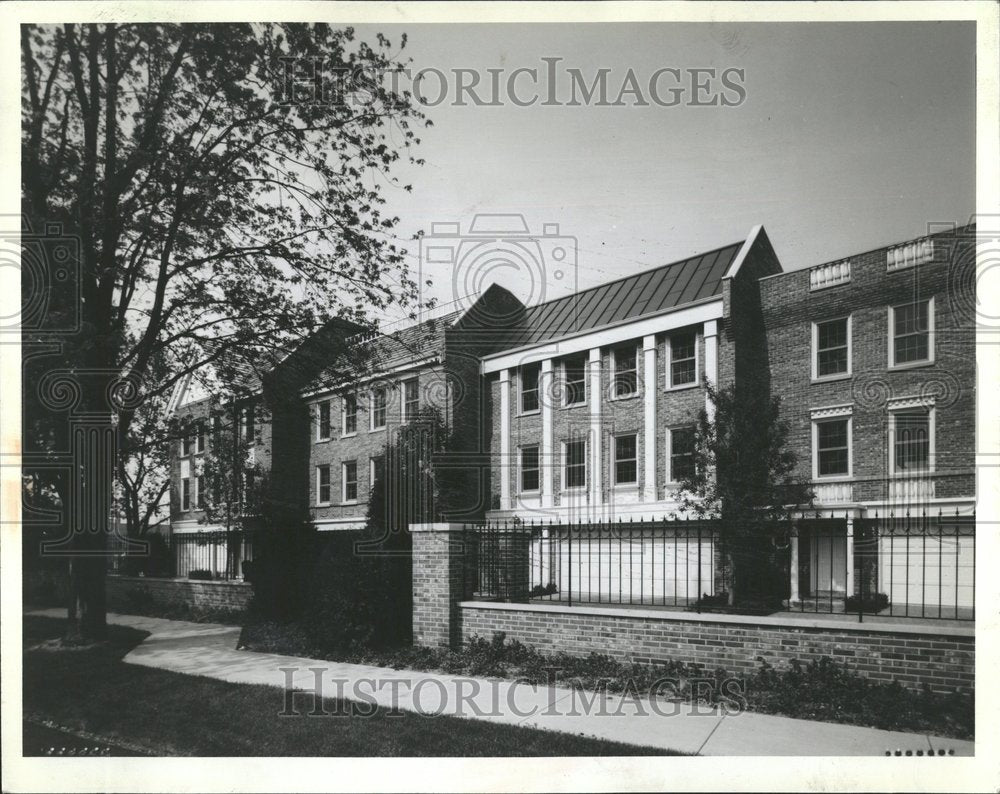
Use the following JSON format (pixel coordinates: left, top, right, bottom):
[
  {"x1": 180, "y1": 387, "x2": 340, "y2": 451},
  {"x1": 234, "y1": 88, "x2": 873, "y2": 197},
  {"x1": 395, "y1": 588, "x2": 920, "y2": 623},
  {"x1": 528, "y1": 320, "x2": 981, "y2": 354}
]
[{"x1": 677, "y1": 377, "x2": 814, "y2": 607}]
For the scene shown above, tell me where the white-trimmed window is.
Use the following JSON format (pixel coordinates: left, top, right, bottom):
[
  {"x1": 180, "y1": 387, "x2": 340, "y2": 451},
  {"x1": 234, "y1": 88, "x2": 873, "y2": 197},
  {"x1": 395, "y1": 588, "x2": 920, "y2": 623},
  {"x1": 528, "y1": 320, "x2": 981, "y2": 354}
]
[
  {"x1": 343, "y1": 394, "x2": 358, "y2": 435},
  {"x1": 317, "y1": 400, "x2": 332, "y2": 440},
  {"x1": 403, "y1": 378, "x2": 419, "y2": 422},
  {"x1": 316, "y1": 465, "x2": 332, "y2": 505},
  {"x1": 240, "y1": 404, "x2": 255, "y2": 442},
  {"x1": 612, "y1": 345, "x2": 638, "y2": 398},
  {"x1": 562, "y1": 355, "x2": 587, "y2": 407},
  {"x1": 613, "y1": 433, "x2": 638, "y2": 485},
  {"x1": 370, "y1": 455, "x2": 385, "y2": 494},
  {"x1": 342, "y1": 460, "x2": 358, "y2": 503},
  {"x1": 666, "y1": 426, "x2": 696, "y2": 483},
  {"x1": 196, "y1": 474, "x2": 205, "y2": 509},
  {"x1": 182, "y1": 434, "x2": 193, "y2": 457},
  {"x1": 812, "y1": 316, "x2": 851, "y2": 380},
  {"x1": 195, "y1": 423, "x2": 207, "y2": 454},
  {"x1": 370, "y1": 387, "x2": 387, "y2": 430},
  {"x1": 810, "y1": 407, "x2": 853, "y2": 480},
  {"x1": 181, "y1": 477, "x2": 192, "y2": 511},
  {"x1": 519, "y1": 445, "x2": 540, "y2": 492},
  {"x1": 889, "y1": 298, "x2": 934, "y2": 368},
  {"x1": 667, "y1": 331, "x2": 698, "y2": 388},
  {"x1": 520, "y1": 363, "x2": 541, "y2": 413},
  {"x1": 562, "y1": 438, "x2": 586, "y2": 489},
  {"x1": 889, "y1": 403, "x2": 935, "y2": 475}
]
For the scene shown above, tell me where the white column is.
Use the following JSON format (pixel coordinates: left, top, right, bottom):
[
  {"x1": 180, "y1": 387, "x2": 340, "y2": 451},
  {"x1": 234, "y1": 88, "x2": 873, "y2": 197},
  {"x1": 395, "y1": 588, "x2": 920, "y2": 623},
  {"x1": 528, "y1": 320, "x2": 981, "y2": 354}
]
[
  {"x1": 540, "y1": 359, "x2": 554, "y2": 508},
  {"x1": 499, "y1": 369, "x2": 511, "y2": 510},
  {"x1": 789, "y1": 531, "x2": 800, "y2": 603},
  {"x1": 642, "y1": 335, "x2": 657, "y2": 502},
  {"x1": 703, "y1": 320, "x2": 718, "y2": 423},
  {"x1": 589, "y1": 348, "x2": 602, "y2": 515},
  {"x1": 846, "y1": 516, "x2": 855, "y2": 597}
]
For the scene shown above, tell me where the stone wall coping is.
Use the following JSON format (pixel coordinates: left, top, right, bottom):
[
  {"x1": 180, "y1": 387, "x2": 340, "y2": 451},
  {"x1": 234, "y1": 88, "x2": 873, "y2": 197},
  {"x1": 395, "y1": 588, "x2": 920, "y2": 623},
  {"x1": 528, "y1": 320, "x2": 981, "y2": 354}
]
[
  {"x1": 459, "y1": 600, "x2": 975, "y2": 639},
  {"x1": 108, "y1": 574, "x2": 251, "y2": 587},
  {"x1": 409, "y1": 523, "x2": 470, "y2": 533}
]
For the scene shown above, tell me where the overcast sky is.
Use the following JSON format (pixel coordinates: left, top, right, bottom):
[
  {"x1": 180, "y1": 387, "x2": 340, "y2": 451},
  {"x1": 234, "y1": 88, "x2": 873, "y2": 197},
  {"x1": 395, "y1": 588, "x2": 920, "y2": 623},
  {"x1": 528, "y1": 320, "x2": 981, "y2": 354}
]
[{"x1": 353, "y1": 22, "x2": 975, "y2": 327}]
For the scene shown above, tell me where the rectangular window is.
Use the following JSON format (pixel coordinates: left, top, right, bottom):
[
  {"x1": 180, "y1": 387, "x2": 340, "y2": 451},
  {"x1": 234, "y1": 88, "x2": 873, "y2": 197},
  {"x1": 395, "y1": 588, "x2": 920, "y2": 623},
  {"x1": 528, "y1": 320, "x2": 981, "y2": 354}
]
[
  {"x1": 614, "y1": 434, "x2": 637, "y2": 485},
  {"x1": 892, "y1": 300, "x2": 931, "y2": 366},
  {"x1": 212, "y1": 476, "x2": 222, "y2": 506},
  {"x1": 317, "y1": 465, "x2": 331, "y2": 504},
  {"x1": 195, "y1": 423, "x2": 206, "y2": 454},
  {"x1": 894, "y1": 409, "x2": 930, "y2": 472},
  {"x1": 241, "y1": 404, "x2": 255, "y2": 442},
  {"x1": 318, "y1": 401, "x2": 332, "y2": 440},
  {"x1": 181, "y1": 477, "x2": 191, "y2": 511},
  {"x1": 403, "y1": 378, "x2": 419, "y2": 422},
  {"x1": 669, "y1": 427, "x2": 696, "y2": 482},
  {"x1": 563, "y1": 355, "x2": 586, "y2": 406},
  {"x1": 815, "y1": 318, "x2": 849, "y2": 378},
  {"x1": 182, "y1": 435, "x2": 193, "y2": 457},
  {"x1": 520, "y1": 363, "x2": 540, "y2": 413},
  {"x1": 563, "y1": 439, "x2": 586, "y2": 488},
  {"x1": 613, "y1": 346, "x2": 638, "y2": 398},
  {"x1": 520, "y1": 446, "x2": 540, "y2": 492},
  {"x1": 343, "y1": 460, "x2": 358, "y2": 502},
  {"x1": 343, "y1": 394, "x2": 358, "y2": 435},
  {"x1": 371, "y1": 387, "x2": 387, "y2": 429},
  {"x1": 196, "y1": 475, "x2": 205, "y2": 509},
  {"x1": 669, "y1": 332, "x2": 697, "y2": 387},
  {"x1": 370, "y1": 455, "x2": 385, "y2": 494},
  {"x1": 816, "y1": 419, "x2": 850, "y2": 477}
]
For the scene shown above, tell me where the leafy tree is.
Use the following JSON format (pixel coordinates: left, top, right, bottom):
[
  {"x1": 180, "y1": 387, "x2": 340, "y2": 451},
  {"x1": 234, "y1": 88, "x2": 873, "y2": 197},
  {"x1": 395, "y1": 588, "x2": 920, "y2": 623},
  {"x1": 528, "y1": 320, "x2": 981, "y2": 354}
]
[
  {"x1": 677, "y1": 379, "x2": 814, "y2": 608},
  {"x1": 21, "y1": 22, "x2": 429, "y2": 639}
]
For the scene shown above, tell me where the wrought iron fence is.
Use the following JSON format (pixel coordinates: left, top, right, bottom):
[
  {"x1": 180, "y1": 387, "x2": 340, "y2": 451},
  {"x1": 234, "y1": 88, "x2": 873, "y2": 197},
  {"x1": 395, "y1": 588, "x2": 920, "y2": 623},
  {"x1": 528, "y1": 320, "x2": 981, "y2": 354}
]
[
  {"x1": 107, "y1": 529, "x2": 257, "y2": 581},
  {"x1": 469, "y1": 510, "x2": 974, "y2": 621}
]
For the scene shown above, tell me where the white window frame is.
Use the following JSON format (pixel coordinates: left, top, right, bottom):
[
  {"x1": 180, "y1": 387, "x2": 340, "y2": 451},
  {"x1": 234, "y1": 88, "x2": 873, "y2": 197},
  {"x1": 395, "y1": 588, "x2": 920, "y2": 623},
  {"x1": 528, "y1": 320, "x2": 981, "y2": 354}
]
[
  {"x1": 519, "y1": 363, "x2": 541, "y2": 415},
  {"x1": 610, "y1": 345, "x2": 639, "y2": 400},
  {"x1": 665, "y1": 331, "x2": 700, "y2": 390},
  {"x1": 181, "y1": 477, "x2": 192, "y2": 511},
  {"x1": 342, "y1": 394, "x2": 358, "y2": 437},
  {"x1": 561, "y1": 438, "x2": 587, "y2": 490},
  {"x1": 888, "y1": 399, "x2": 936, "y2": 476},
  {"x1": 195, "y1": 424, "x2": 207, "y2": 454},
  {"x1": 403, "y1": 378, "x2": 419, "y2": 422},
  {"x1": 342, "y1": 460, "x2": 359, "y2": 504},
  {"x1": 370, "y1": 387, "x2": 387, "y2": 431},
  {"x1": 518, "y1": 444, "x2": 541, "y2": 493},
  {"x1": 811, "y1": 315, "x2": 852, "y2": 382},
  {"x1": 612, "y1": 432, "x2": 638, "y2": 487},
  {"x1": 810, "y1": 405, "x2": 854, "y2": 481},
  {"x1": 665, "y1": 425, "x2": 697, "y2": 484},
  {"x1": 316, "y1": 400, "x2": 332, "y2": 441},
  {"x1": 316, "y1": 465, "x2": 332, "y2": 506},
  {"x1": 562, "y1": 355, "x2": 587, "y2": 407},
  {"x1": 195, "y1": 473, "x2": 205, "y2": 510},
  {"x1": 888, "y1": 297, "x2": 935, "y2": 370},
  {"x1": 369, "y1": 456, "x2": 384, "y2": 494}
]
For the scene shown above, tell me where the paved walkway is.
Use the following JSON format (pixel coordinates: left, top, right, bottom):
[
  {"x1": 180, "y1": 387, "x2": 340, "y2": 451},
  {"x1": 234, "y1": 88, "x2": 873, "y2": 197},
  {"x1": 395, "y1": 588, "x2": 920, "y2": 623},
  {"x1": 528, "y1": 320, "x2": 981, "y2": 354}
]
[{"x1": 28, "y1": 609, "x2": 974, "y2": 756}]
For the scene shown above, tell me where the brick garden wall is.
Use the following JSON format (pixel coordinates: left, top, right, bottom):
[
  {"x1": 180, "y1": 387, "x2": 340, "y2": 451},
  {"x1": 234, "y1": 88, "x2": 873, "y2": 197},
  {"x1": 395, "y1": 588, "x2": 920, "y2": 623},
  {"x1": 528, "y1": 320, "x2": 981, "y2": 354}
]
[
  {"x1": 107, "y1": 575, "x2": 253, "y2": 614},
  {"x1": 459, "y1": 602, "x2": 974, "y2": 694}
]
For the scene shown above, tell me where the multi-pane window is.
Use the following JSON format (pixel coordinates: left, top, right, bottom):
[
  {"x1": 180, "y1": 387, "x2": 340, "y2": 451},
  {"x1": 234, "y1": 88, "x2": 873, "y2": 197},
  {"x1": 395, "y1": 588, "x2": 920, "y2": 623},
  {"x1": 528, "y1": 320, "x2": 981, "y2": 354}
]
[
  {"x1": 403, "y1": 378, "x2": 419, "y2": 422},
  {"x1": 370, "y1": 455, "x2": 385, "y2": 493},
  {"x1": 892, "y1": 301, "x2": 930, "y2": 365},
  {"x1": 563, "y1": 439, "x2": 586, "y2": 488},
  {"x1": 520, "y1": 446, "x2": 540, "y2": 492},
  {"x1": 520, "y1": 363, "x2": 541, "y2": 413},
  {"x1": 195, "y1": 423, "x2": 207, "y2": 453},
  {"x1": 181, "y1": 477, "x2": 192, "y2": 511},
  {"x1": 196, "y1": 474, "x2": 205, "y2": 509},
  {"x1": 317, "y1": 465, "x2": 331, "y2": 504},
  {"x1": 318, "y1": 400, "x2": 332, "y2": 440},
  {"x1": 816, "y1": 419, "x2": 850, "y2": 477},
  {"x1": 894, "y1": 410, "x2": 930, "y2": 472},
  {"x1": 343, "y1": 461, "x2": 358, "y2": 502},
  {"x1": 241, "y1": 404, "x2": 255, "y2": 442},
  {"x1": 182, "y1": 435, "x2": 193, "y2": 456},
  {"x1": 613, "y1": 346, "x2": 638, "y2": 398},
  {"x1": 669, "y1": 332, "x2": 697, "y2": 387},
  {"x1": 614, "y1": 434, "x2": 637, "y2": 485},
  {"x1": 563, "y1": 355, "x2": 586, "y2": 406},
  {"x1": 815, "y1": 318, "x2": 849, "y2": 378},
  {"x1": 343, "y1": 394, "x2": 358, "y2": 435},
  {"x1": 669, "y1": 427, "x2": 696, "y2": 482},
  {"x1": 371, "y1": 388, "x2": 387, "y2": 429}
]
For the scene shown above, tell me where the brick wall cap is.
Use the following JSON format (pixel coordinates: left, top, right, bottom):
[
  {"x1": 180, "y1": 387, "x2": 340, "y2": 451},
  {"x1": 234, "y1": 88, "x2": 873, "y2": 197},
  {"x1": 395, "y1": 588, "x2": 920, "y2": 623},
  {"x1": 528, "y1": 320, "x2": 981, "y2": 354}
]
[
  {"x1": 410, "y1": 522, "x2": 469, "y2": 533},
  {"x1": 458, "y1": 601, "x2": 974, "y2": 638}
]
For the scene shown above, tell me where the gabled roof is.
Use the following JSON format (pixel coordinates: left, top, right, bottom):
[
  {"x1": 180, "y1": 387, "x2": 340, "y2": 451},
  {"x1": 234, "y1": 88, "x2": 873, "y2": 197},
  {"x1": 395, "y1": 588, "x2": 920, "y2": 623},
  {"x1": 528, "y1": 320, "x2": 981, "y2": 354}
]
[{"x1": 496, "y1": 240, "x2": 743, "y2": 349}]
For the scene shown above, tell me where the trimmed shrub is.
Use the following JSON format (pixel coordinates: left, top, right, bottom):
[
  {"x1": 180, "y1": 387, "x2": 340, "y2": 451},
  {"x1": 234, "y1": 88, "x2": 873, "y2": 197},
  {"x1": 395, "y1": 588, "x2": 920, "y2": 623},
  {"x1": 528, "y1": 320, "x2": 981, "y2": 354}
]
[
  {"x1": 188, "y1": 569, "x2": 214, "y2": 580},
  {"x1": 845, "y1": 592, "x2": 890, "y2": 613}
]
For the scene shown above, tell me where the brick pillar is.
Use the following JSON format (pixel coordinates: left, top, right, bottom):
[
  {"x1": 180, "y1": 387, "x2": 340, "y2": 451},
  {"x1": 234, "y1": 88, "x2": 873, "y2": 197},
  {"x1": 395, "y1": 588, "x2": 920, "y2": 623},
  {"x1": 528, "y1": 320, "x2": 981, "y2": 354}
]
[{"x1": 411, "y1": 523, "x2": 471, "y2": 648}]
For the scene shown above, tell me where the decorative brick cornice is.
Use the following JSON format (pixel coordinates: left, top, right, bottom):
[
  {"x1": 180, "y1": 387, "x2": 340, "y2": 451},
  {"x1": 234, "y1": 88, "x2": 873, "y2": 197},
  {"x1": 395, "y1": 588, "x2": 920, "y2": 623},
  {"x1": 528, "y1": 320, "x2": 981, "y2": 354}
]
[{"x1": 810, "y1": 403, "x2": 853, "y2": 420}]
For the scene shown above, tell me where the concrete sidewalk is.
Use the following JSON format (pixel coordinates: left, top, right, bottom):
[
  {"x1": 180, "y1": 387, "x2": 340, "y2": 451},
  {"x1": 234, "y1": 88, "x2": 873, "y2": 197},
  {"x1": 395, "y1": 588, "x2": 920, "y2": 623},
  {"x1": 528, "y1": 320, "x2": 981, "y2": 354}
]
[{"x1": 27, "y1": 609, "x2": 974, "y2": 757}]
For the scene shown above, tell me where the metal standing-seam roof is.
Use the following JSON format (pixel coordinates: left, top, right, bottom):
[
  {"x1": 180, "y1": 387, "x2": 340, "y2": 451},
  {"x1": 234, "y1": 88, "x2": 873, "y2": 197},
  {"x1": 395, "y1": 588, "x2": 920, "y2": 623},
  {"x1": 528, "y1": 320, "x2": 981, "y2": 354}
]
[{"x1": 497, "y1": 240, "x2": 742, "y2": 350}]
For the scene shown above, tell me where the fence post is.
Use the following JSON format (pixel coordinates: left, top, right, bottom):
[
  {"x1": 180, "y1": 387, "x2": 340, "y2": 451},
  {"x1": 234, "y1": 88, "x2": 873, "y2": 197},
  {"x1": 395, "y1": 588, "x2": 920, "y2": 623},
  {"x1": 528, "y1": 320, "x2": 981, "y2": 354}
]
[
  {"x1": 568, "y1": 521, "x2": 573, "y2": 608},
  {"x1": 410, "y1": 523, "x2": 469, "y2": 649}
]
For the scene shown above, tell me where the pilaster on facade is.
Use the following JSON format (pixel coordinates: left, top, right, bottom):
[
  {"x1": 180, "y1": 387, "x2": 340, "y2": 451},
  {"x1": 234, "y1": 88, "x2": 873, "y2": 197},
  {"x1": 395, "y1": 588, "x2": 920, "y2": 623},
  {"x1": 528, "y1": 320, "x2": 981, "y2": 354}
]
[
  {"x1": 703, "y1": 319, "x2": 718, "y2": 422},
  {"x1": 642, "y1": 335, "x2": 657, "y2": 502},
  {"x1": 540, "y1": 358, "x2": 554, "y2": 508},
  {"x1": 499, "y1": 368, "x2": 512, "y2": 510},
  {"x1": 589, "y1": 348, "x2": 603, "y2": 512}
]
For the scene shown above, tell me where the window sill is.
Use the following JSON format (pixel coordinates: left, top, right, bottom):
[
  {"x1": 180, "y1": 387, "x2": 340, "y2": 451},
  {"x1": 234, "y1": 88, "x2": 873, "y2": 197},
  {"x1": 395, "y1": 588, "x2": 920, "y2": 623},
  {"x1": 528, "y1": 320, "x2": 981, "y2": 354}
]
[
  {"x1": 341, "y1": 431, "x2": 357, "y2": 439},
  {"x1": 888, "y1": 359, "x2": 935, "y2": 372},
  {"x1": 608, "y1": 393, "x2": 639, "y2": 403},
  {"x1": 561, "y1": 401, "x2": 587, "y2": 410},
  {"x1": 341, "y1": 499, "x2": 359, "y2": 506},
  {"x1": 812, "y1": 476, "x2": 853, "y2": 483},
  {"x1": 561, "y1": 486, "x2": 587, "y2": 493},
  {"x1": 517, "y1": 409, "x2": 541, "y2": 418},
  {"x1": 665, "y1": 381, "x2": 699, "y2": 393},
  {"x1": 315, "y1": 437, "x2": 332, "y2": 444},
  {"x1": 518, "y1": 489, "x2": 541, "y2": 496},
  {"x1": 612, "y1": 483, "x2": 639, "y2": 490},
  {"x1": 369, "y1": 426, "x2": 386, "y2": 434},
  {"x1": 316, "y1": 502, "x2": 332, "y2": 507},
  {"x1": 811, "y1": 373, "x2": 851, "y2": 384}
]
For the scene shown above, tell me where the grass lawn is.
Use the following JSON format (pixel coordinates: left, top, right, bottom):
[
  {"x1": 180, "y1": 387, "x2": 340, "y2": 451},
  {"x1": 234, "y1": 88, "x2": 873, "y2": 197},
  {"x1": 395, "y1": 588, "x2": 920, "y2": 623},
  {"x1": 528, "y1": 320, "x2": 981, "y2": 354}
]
[{"x1": 22, "y1": 616, "x2": 677, "y2": 756}]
